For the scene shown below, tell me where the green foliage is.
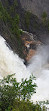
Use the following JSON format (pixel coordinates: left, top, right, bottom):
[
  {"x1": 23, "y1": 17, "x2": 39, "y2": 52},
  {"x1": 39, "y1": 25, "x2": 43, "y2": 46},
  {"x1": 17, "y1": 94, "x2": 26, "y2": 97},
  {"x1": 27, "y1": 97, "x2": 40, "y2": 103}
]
[
  {"x1": 42, "y1": 12, "x2": 47, "y2": 19},
  {"x1": 42, "y1": 11, "x2": 47, "y2": 26},
  {"x1": 0, "y1": 74, "x2": 47, "y2": 111},
  {"x1": 41, "y1": 12, "x2": 49, "y2": 31},
  {"x1": 0, "y1": 11, "x2": 3, "y2": 19},
  {"x1": 0, "y1": 2, "x2": 12, "y2": 23},
  {"x1": 12, "y1": 100, "x2": 46, "y2": 111},
  {"x1": 0, "y1": 1, "x2": 20, "y2": 37},
  {"x1": 9, "y1": 0, "x2": 18, "y2": 14},
  {"x1": 0, "y1": 1, "x2": 23, "y2": 54},
  {"x1": 25, "y1": 12, "x2": 31, "y2": 30},
  {"x1": 10, "y1": 6, "x2": 14, "y2": 14},
  {"x1": 0, "y1": 74, "x2": 37, "y2": 110},
  {"x1": 11, "y1": 14, "x2": 20, "y2": 37},
  {"x1": 14, "y1": 0, "x2": 18, "y2": 7},
  {"x1": 20, "y1": 75, "x2": 36, "y2": 100}
]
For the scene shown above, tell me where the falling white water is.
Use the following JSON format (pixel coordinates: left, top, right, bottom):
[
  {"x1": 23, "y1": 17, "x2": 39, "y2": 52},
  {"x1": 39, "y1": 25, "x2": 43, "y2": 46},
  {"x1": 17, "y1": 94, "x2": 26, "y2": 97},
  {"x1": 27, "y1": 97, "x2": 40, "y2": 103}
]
[
  {"x1": 0, "y1": 35, "x2": 49, "y2": 106},
  {"x1": 27, "y1": 45, "x2": 49, "y2": 102},
  {"x1": 0, "y1": 35, "x2": 30, "y2": 81}
]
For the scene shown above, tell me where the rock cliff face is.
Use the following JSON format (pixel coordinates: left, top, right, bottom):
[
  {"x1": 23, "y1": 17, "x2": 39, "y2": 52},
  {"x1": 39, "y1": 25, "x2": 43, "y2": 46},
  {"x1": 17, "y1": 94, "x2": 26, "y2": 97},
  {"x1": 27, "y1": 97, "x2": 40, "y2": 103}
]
[
  {"x1": 20, "y1": 0, "x2": 49, "y2": 18},
  {"x1": 0, "y1": 0, "x2": 49, "y2": 63}
]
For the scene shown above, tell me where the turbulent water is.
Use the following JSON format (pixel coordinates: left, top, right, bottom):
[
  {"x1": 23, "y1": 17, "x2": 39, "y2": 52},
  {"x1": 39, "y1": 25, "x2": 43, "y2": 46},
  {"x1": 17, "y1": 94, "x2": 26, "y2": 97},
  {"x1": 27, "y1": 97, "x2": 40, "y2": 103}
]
[
  {"x1": 0, "y1": 35, "x2": 49, "y2": 104},
  {"x1": 0, "y1": 35, "x2": 30, "y2": 81}
]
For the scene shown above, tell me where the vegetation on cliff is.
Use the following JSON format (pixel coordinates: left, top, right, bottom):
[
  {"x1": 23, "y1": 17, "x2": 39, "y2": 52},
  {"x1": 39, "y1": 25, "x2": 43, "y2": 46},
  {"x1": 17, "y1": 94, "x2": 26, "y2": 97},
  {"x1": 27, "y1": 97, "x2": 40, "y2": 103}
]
[
  {"x1": 41, "y1": 11, "x2": 49, "y2": 31},
  {"x1": 0, "y1": 1, "x2": 22, "y2": 37},
  {"x1": 0, "y1": 0, "x2": 25, "y2": 59},
  {"x1": 0, "y1": 0, "x2": 49, "y2": 60}
]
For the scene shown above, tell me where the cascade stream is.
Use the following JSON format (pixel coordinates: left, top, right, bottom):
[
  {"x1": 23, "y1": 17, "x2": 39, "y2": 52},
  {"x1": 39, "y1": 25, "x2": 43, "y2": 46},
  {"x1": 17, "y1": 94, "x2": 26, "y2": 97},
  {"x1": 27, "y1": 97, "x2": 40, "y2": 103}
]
[{"x1": 0, "y1": 35, "x2": 49, "y2": 107}]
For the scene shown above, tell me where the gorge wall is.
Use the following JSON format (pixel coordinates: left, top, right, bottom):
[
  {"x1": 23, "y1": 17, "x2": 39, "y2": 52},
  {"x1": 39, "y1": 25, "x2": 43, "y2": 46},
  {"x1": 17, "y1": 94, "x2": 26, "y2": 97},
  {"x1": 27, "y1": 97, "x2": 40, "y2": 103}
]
[
  {"x1": 0, "y1": 0, "x2": 49, "y2": 63},
  {"x1": 20, "y1": 0, "x2": 49, "y2": 18}
]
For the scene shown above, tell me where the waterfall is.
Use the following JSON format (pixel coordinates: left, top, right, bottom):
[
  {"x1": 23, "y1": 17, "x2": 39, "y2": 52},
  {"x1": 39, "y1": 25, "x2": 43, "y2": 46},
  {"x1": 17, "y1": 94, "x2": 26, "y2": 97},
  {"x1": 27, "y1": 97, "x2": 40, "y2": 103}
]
[
  {"x1": 0, "y1": 35, "x2": 49, "y2": 104},
  {"x1": 0, "y1": 35, "x2": 30, "y2": 81}
]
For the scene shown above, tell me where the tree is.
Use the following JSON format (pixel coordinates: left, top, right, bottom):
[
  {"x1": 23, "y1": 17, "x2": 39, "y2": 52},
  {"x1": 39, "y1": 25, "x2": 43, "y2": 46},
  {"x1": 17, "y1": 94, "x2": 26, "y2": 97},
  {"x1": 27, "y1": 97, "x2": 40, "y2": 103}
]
[
  {"x1": 0, "y1": 74, "x2": 18, "y2": 110},
  {"x1": 0, "y1": 74, "x2": 37, "y2": 111},
  {"x1": 20, "y1": 75, "x2": 37, "y2": 100},
  {"x1": 25, "y1": 12, "x2": 31, "y2": 30},
  {"x1": 42, "y1": 11, "x2": 47, "y2": 26}
]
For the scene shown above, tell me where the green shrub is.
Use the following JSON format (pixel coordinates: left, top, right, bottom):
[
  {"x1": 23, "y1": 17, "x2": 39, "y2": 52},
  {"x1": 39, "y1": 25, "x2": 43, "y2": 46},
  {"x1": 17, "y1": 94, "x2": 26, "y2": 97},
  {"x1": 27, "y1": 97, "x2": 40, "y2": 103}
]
[
  {"x1": 0, "y1": 1, "x2": 20, "y2": 37},
  {"x1": 42, "y1": 12, "x2": 47, "y2": 18},
  {"x1": 0, "y1": 74, "x2": 47, "y2": 111},
  {"x1": 25, "y1": 12, "x2": 31, "y2": 30},
  {"x1": 14, "y1": 0, "x2": 18, "y2": 7},
  {"x1": 42, "y1": 11, "x2": 47, "y2": 26}
]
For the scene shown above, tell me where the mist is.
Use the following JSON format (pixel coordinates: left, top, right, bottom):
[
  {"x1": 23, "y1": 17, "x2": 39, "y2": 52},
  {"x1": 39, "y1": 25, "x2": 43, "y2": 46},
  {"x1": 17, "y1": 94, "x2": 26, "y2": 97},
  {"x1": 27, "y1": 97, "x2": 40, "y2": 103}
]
[{"x1": 27, "y1": 45, "x2": 49, "y2": 101}]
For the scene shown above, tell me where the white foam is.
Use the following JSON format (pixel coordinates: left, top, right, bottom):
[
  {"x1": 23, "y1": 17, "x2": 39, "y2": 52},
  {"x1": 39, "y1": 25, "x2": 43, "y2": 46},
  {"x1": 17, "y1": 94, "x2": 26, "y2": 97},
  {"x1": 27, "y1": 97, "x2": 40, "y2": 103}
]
[{"x1": 0, "y1": 35, "x2": 30, "y2": 81}]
